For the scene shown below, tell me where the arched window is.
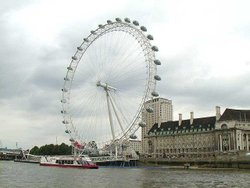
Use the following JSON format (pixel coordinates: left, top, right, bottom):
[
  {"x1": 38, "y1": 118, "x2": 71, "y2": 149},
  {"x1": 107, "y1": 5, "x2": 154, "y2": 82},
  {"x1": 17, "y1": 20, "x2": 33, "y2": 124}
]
[{"x1": 221, "y1": 124, "x2": 228, "y2": 129}]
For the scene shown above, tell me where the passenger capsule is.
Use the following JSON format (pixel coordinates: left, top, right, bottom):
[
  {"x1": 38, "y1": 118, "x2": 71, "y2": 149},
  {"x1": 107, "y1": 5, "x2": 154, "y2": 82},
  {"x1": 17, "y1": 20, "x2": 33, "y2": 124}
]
[
  {"x1": 65, "y1": 130, "x2": 71, "y2": 134},
  {"x1": 129, "y1": 134, "x2": 137, "y2": 139},
  {"x1": 115, "y1": 18, "x2": 122, "y2": 22},
  {"x1": 61, "y1": 88, "x2": 68, "y2": 92},
  {"x1": 124, "y1": 18, "x2": 131, "y2": 23},
  {"x1": 151, "y1": 91, "x2": 159, "y2": 97},
  {"x1": 122, "y1": 144, "x2": 128, "y2": 148},
  {"x1": 64, "y1": 77, "x2": 70, "y2": 81},
  {"x1": 98, "y1": 24, "x2": 104, "y2": 28},
  {"x1": 139, "y1": 122, "x2": 146, "y2": 127},
  {"x1": 91, "y1": 30, "x2": 96, "y2": 35},
  {"x1": 147, "y1": 34, "x2": 154, "y2": 40},
  {"x1": 67, "y1": 67, "x2": 73, "y2": 71},
  {"x1": 132, "y1": 20, "x2": 139, "y2": 26},
  {"x1": 61, "y1": 99, "x2": 66, "y2": 103},
  {"x1": 84, "y1": 38, "x2": 89, "y2": 42},
  {"x1": 146, "y1": 107, "x2": 154, "y2": 113},
  {"x1": 140, "y1": 26, "x2": 147, "y2": 32},
  {"x1": 154, "y1": 59, "x2": 161, "y2": 65},
  {"x1": 61, "y1": 110, "x2": 66, "y2": 114},
  {"x1": 154, "y1": 75, "x2": 161, "y2": 81},
  {"x1": 152, "y1": 46, "x2": 159, "y2": 52},
  {"x1": 72, "y1": 56, "x2": 77, "y2": 60},
  {"x1": 107, "y1": 20, "x2": 112, "y2": 24},
  {"x1": 77, "y1": 46, "x2": 83, "y2": 51},
  {"x1": 62, "y1": 120, "x2": 69, "y2": 124}
]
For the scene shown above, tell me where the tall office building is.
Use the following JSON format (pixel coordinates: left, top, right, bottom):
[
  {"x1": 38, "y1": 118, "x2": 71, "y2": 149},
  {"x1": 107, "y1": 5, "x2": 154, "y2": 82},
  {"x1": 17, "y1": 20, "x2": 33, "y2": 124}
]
[{"x1": 141, "y1": 97, "x2": 173, "y2": 155}]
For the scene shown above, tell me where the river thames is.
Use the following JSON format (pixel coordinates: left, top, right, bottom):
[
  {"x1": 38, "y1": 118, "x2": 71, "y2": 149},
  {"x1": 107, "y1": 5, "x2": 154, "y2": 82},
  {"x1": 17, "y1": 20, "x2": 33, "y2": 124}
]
[{"x1": 0, "y1": 161, "x2": 250, "y2": 188}]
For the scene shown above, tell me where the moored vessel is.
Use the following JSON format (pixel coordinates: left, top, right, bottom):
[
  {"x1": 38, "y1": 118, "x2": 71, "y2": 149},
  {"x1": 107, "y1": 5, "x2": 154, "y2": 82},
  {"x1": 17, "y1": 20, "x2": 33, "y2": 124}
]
[
  {"x1": 40, "y1": 155, "x2": 98, "y2": 169},
  {"x1": 14, "y1": 150, "x2": 41, "y2": 164}
]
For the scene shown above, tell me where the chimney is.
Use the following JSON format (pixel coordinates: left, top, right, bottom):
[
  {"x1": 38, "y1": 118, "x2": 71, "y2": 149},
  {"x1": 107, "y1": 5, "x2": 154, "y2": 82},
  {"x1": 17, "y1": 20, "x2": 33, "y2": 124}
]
[
  {"x1": 158, "y1": 118, "x2": 161, "y2": 128},
  {"x1": 190, "y1": 112, "x2": 194, "y2": 125},
  {"x1": 178, "y1": 113, "x2": 182, "y2": 126},
  {"x1": 216, "y1": 106, "x2": 221, "y2": 120}
]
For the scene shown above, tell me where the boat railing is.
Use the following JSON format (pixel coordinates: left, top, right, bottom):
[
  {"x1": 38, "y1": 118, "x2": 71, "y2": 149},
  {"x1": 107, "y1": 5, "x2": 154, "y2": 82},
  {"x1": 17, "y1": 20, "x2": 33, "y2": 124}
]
[{"x1": 90, "y1": 155, "x2": 138, "y2": 163}]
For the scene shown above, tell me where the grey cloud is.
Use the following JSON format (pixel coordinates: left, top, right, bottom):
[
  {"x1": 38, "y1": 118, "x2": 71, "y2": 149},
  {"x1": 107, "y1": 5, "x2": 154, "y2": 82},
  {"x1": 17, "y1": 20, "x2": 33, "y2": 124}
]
[
  {"x1": 0, "y1": 1, "x2": 34, "y2": 13},
  {"x1": 1, "y1": 0, "x2": 250, "y2": 149},
  {"x1": 158, "y1": 50, "x2": 250, "y2": 118}
]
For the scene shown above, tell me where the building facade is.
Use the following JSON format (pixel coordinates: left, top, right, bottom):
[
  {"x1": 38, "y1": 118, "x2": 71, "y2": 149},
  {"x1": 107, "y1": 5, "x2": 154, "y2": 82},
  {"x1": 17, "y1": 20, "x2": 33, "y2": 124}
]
[
  {"x1": 141, "y1": 97, "x2": 173, "y2": 155},
  {"x1": 129, "y1": 140, "x2": 142, "y2": 154},
  {"x1": 215, "y1": 108, "x2": 250, "y2": 152},
  {"x1": 144, "y1": 107, "x2": 250, "y2": 159}
]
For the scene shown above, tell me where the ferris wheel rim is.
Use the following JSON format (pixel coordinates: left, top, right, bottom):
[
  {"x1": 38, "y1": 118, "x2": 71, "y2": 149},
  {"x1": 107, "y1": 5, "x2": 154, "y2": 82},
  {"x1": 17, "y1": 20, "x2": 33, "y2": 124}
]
[{"x1": 61, "y1": 18, "x2": 161, "y2": 149}]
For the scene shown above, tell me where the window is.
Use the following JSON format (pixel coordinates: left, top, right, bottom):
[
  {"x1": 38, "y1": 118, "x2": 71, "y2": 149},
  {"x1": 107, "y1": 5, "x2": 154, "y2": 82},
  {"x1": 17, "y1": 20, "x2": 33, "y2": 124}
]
[{"x1": 221, "y1": 124, "x2": 228, "y2": 129}]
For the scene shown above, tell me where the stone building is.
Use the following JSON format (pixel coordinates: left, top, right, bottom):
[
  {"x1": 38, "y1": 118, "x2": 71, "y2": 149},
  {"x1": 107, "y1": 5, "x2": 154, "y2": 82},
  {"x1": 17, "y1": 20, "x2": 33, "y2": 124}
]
[
  {"x1": 129, "y1": 140, "x2": 142, "y2": 154},
  {"x1": 144, "y1": 106, "x2": 250, "y2": 159},
  {"x1": 215, "y1": 108, "x2": 250, "y2": 152},
  {"x1": 141, "y1": 98, "x2": 173, "y2": 155}
]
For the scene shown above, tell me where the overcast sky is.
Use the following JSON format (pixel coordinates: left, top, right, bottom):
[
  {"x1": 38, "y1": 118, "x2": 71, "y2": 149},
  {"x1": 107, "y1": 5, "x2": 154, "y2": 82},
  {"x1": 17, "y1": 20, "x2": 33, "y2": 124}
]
[{"x1": 1, "y1": 0, "x2": 250, "y2": 149}]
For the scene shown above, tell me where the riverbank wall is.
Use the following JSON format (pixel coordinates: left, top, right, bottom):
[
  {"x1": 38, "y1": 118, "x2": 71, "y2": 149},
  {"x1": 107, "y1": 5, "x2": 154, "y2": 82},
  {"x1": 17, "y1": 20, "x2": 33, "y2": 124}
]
[{"x1": 140, "y1": 151, "x2": 250, "y2": 169}]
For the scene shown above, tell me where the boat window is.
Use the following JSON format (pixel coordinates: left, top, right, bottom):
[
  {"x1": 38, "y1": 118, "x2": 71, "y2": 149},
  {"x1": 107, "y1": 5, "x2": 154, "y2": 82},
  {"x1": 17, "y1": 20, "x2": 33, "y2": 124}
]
[
  {"x1": 56, "y1": 160, "x2": 59, "y2": 164},
  {"x1": 81, "y1": 161, "x2": 88, "y2": 165}
]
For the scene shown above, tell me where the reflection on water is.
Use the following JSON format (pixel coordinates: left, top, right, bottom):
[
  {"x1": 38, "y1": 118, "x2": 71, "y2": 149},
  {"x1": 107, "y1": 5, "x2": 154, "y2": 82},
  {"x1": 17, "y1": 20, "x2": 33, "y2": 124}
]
[{"x1": 0, "y1": 161, "x2": 250, "y2": 188}]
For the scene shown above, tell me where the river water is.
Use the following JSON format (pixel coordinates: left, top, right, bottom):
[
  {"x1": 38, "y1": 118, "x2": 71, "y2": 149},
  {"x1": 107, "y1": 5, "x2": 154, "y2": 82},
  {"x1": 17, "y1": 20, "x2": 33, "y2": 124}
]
[{"x1": 0, "y1": 161, "x2": 250, "y2": 188}]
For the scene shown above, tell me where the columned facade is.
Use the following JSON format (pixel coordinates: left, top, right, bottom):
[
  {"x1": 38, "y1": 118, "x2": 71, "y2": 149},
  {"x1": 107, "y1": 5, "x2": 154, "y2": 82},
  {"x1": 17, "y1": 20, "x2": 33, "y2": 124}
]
[{"x1": 144, "y1": 108, "x2": 250, "y2": 160}]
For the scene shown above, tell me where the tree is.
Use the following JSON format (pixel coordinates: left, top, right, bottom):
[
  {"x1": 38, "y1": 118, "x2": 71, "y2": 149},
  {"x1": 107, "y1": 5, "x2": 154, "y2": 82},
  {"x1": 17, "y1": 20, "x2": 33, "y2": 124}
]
[
  {"x1": 29, "y1": 143, "x2": 72, "y2": 155},
  {"x1": 30, "y1": 146, "x2": 39, "y2": 155}
]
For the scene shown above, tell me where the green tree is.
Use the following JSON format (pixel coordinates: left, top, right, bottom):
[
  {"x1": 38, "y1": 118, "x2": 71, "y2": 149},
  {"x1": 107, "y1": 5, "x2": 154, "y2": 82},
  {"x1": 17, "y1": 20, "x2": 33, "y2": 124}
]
[
  {"x1": 30, "y1": 143, "x2": 72, "y2": 155},
  {"x1": 30, "y1": 146, "x2": 39, "y2": 155}
]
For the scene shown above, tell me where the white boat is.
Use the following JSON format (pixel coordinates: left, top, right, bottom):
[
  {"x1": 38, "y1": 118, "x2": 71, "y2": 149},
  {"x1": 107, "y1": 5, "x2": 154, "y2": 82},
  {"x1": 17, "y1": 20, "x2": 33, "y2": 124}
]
[
  {"x1": 14, "y1": 149, "x2": 41, "y2": 164},
  {"x1": 14, "y1": 154, "x2": 41, "y2": 164},
  {"x1": 40, "y1": 155, "x2": 98, "y2": 169}
]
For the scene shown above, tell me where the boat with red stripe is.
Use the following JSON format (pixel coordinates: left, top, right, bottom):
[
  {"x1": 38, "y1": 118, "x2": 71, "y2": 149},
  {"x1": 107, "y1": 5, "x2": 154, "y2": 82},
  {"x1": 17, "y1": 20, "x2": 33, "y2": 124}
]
[{"x1": 40, "y1": 155, "x2": 98, "y2": 169}]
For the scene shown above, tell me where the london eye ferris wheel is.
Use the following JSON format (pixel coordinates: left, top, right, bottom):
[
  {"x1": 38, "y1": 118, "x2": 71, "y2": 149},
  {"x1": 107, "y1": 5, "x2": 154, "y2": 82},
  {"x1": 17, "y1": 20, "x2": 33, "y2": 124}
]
[{"x1": 61, "y1": 17, "x2": 161, "y2": 153}]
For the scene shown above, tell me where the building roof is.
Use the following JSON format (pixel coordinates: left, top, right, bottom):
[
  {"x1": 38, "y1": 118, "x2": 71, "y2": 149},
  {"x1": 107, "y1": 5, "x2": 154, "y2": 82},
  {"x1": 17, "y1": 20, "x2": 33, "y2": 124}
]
[
  {"x1": 144, "y1": 97, "x2": 172, "y2": 104},
  {"x1": 148, "y1": 116, "x2": 216, "y2": 136},
  {"x1": 219, "y1": 108, "x2": 250, "y2": 122}
]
